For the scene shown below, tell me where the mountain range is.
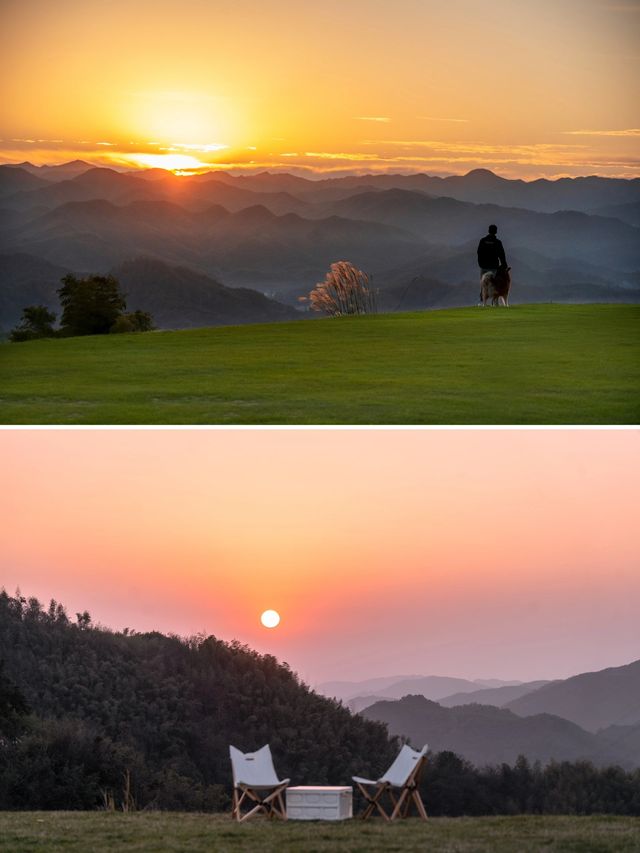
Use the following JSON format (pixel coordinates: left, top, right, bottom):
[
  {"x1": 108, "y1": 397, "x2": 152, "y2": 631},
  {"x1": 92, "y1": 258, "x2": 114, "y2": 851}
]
[
  {"x1": 1, "y1": 163, "x2": 639, "y2": 329},
  {"x1": 361, "y1": 694, "x2": 639, "y2": 768},
  {"x1": 353, "y1": 658, "x2": 640, "y2": 768},
  {"x1": 318, "y1": 674, "x2": 528, "y2": 704}
]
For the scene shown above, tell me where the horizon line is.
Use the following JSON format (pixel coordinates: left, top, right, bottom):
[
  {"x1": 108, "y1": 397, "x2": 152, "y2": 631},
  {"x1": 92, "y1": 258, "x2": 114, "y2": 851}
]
[{"x1": 1, "y1": 159, "x2": 635, "y2": 184}]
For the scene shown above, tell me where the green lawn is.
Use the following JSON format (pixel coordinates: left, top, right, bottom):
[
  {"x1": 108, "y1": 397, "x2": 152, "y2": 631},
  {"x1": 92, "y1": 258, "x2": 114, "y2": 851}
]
[
  {"x1": 1, "y1": 813, "x2": 640, "y2": 853},
  {"x1": 1, "y1": 305, "x2": 638, "y2": 424}
]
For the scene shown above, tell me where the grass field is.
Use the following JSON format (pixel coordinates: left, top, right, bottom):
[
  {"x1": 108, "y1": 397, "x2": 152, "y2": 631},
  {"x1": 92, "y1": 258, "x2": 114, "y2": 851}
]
[
  {"x1": 1, "y1": 813, "x2": 640, "y2": 853},
  {"x1": 1, "y1": 305, "x2": 638, "y2": 424}
]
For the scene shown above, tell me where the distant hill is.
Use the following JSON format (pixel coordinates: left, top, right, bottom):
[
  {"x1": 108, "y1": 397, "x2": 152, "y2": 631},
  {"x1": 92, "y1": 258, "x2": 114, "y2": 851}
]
[
  {"x1": 439, "y1": 681, "x2": 553, "y2": 709},
  {"x1": 0, "y1": 253, "x2": 298, "y2": 331},
  {"x1": 316, "y1": 674, "x2": 422, "y2": 703},
  {"x1": 325, "y1": 189, "x2": 640, "y2": 271},
  {"x1": 111, "y1": 257, "x2": 298, "y2": 328},
  {"x1": 186, "y1": 168, "x2": 640, "y2": 214},
  {"x1": 0, "y1": 196, "x2": 421, "y2": 296},
  {"x1": 375, "y1": 676, "x2": 492, "y2": 702},
  {"x1": 0, "y1": 166, "x2": 50, "y2": 195},
  {"x1": 316, "y1": 674, "x2": 516, "y2": 704},
  {"x1": 348, "y1": 695, "x2": 393, "y2": 713},
  {"x1": 590, "y1": 201, "x2": 640, "y2": 227},
  {"x1": 361, "y1": 694, "x2": 640, "y2": 768},
  {"x1": 0, "y1": 253, "x2": 69, "y2": 331},
  {"x1": 5, "y1": 160, "x2": 95, "y2": 181},
  {"x1": 505, "y1": 659, "x2": 640, "y2": 732}
]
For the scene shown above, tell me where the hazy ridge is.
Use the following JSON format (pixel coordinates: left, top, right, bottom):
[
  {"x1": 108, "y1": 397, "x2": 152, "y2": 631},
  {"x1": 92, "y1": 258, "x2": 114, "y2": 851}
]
[{"x1": 1, "y1": 164, "x2": 639, "y2": 330}]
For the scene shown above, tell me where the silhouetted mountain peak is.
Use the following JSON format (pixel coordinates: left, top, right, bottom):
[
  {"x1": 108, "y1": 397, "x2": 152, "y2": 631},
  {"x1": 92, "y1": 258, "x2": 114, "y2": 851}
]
[
  {"x1": 3, "y1": 161, "x2": 36, "y2": 169},
  {"x1": 72, "y1": 166, "x2": 119, "y2": 179},
  {"x1": 231, "y1": 204, "x2": 276, "y2": 223},
  {"x1": 463, "y1": 168, "x2": 506, "y2": 185}
]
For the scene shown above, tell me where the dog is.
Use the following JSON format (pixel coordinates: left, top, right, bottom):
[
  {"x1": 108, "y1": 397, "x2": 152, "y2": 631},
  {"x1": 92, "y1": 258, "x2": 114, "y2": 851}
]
[{"x1": 480, "y1": 266, "x2": 511, "y2": 307}]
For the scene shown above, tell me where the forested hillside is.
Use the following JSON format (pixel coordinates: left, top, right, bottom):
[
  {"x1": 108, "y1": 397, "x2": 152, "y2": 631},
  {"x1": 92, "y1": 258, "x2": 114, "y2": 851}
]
[{"x1": 0, "y1": 591, "x2": 395, "y2": 809}]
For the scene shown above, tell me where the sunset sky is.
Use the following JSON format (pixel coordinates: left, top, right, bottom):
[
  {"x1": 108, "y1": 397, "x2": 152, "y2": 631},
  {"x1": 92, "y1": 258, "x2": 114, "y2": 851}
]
[
  {"x1": 2, "y1": 429, "x2": 638, "y2": 685},
  {"x1": 1, "y1": 0, "x2": 639, "y2": 178}
]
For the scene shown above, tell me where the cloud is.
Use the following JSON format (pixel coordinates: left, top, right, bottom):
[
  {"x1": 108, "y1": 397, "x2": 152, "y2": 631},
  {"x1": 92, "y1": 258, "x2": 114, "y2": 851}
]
[
  {"x1": 172, "y1": 143, "x2": 228, "y2": 152},
  {"x1": 353, "y1": 116, "x2": 391, "y2": 123},
  {"x1": 418, "y1": 116, "x2": 469, "y2": 123},
  {"x1": 562, "y1": 128, "x2": 640, "y2": 137},
  {"x1": 304, "y1": 151, "x2": 382, "y2": 161}
]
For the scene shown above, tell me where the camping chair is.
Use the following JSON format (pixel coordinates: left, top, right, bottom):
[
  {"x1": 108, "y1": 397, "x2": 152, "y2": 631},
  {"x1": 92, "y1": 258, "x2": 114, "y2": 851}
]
[
  {"x1": 229, "y1": 744, "x2": 290, "y2": 822},
  {"x1": 353, "y1": 743, "x2": 429, "y2": 821}
]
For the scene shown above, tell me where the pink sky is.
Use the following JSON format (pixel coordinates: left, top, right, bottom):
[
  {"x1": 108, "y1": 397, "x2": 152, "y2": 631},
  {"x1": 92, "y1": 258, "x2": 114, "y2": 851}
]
[{"x1": 1, "y1": 429, "x2": 638, "y2": 686}]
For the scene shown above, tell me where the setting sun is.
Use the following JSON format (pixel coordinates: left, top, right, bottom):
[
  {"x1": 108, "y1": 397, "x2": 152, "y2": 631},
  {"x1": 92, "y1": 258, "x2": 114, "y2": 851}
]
[
  {"x1": 260, "y1": 610, "x2": 281, "y2": 629},
  {"x1": 1, "y1": 0, "x2": 638, "y2": 179},
  {"x1": 129, "y1": 152, "x2": 209, "y2": 173}
]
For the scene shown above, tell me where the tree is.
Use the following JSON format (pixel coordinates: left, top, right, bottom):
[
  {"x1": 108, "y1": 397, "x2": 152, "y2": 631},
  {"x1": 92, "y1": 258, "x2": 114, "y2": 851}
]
[
  {"x1": 57, "y1": 274, "x2": 127, "y2": 336},
  {"x1": 110, "y1": 310, "x2": 155, "y2": 334},
  {"x1": 9, "y1": 305, "x2": 56, "y2": 342},
  {"x1": 0, "y1": 661, "x2": 30, "y2": 741},
  {"x1": 307, "y1": 261, "x2": 377, "y2": 316}
]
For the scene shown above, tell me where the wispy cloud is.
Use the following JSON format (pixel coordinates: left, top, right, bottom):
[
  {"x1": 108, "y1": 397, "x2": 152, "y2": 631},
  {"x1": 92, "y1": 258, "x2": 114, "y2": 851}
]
[
  {"x1": 305, "y1": 151, "x2": 382, "y2": 161},
  {"x1": 418, "y1": 116, "x2": 469, "y2": 123},
  {"x1": 353, "y1": 116, "x2": 391, "y2": 123},
  {"x1": 172, "y1": 143, "x2": 228, "y2": 152},
  {"x1": 562, "y1": 128, "x2": 640, "y2": 137}
]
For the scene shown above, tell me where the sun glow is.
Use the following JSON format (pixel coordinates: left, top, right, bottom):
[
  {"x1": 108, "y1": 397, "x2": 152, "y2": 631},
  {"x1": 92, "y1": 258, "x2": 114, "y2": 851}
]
[
  {"x1": 260, "y1": 610, "x2": 281, "y2": 629},
  {"x1": 128, "y1": 152, "x2": 209, "y2": 173}
]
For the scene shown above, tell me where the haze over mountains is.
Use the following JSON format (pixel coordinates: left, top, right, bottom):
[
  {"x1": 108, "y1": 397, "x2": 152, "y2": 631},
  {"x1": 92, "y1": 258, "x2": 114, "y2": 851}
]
[
  {"x1": 340, "y1": 658, "x2": 640, "y2": 769},
  {"x1": 1, "y1": 163, "x2": 639, "y2": 331},
  {"x1": 361, "y1": 695, "x2": 639, "y2": 769}
]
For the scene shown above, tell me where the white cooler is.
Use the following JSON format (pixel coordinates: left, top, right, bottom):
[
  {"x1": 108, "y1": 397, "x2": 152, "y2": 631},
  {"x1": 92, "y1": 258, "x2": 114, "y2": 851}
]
[{"x1": 286, "y1": 785, "x2": 353, "y2": 820}]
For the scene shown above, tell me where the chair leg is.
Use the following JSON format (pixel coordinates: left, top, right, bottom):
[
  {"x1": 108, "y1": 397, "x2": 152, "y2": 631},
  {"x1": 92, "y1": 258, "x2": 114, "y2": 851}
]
[
  {"x1": 233, "y1": 785, "x2": 288, "y2": 822},
  {"x1": 356, "y1": 782, "x2": 390, "y2": 820},
  {"x1": 412, "y1": 789, "x2": 429, "y2": 821},
  {"x1": 231, "y1": 788, "x2": 238, "y2": 821},
  {"x1": 389, "y1": 787, "x2": 410, "y2": 820}
]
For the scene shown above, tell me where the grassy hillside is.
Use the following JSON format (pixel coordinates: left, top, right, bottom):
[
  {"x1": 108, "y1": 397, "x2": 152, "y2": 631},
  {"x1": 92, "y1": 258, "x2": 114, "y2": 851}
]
[
  {"x1": 1, "y1": 813, "x2": 639, "y2": 853},
  {"x1": 1, "y1": 304, "x2": 638, "y2": 424}
]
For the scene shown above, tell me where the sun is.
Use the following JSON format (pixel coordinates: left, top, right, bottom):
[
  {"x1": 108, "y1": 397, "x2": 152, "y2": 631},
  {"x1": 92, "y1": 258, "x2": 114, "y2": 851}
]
[
  {"x1": 130, "y1": 152, "x2": 208, "y2": 173},
  {"x1": 260, "y1": 610, "x2": 281, "y2": 629}
]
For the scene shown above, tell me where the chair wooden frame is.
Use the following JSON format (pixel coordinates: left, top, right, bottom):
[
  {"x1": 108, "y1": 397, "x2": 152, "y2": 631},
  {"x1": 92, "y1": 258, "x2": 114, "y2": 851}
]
[
  {"x1": 231, "y1": 781, "x2": 288, "y2": 822},
  {"x1": 353, "y1": 744, "x2": 428, "y2": 821},
  {"x1": 229, "y1": 744, "x2": 289, "y2": 822}
]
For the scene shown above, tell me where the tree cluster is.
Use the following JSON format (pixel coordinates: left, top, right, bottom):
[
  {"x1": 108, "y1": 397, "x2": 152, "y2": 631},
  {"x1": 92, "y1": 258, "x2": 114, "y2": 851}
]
[
  {"x1": 1, "y1": 591, "x2": 639, "y2": 815},
  {"x1": 9, "y1": 274, "x2": 154, "y2": 342}
]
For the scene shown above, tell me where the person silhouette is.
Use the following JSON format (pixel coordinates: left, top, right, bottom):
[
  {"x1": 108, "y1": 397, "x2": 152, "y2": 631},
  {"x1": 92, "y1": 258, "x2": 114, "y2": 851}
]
[{"x1": 477, "y1": 224, "x2": 507, "y2": 280}]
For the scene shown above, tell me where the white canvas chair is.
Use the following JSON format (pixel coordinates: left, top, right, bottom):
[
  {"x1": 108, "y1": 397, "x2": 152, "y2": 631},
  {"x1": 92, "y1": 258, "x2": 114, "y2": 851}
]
[
  {"x1": 229, "y1": 744, "x2": 290, "y2": 822},
  {"x1": 353, "y1": 743, "x2": 429, "y2": 821}
]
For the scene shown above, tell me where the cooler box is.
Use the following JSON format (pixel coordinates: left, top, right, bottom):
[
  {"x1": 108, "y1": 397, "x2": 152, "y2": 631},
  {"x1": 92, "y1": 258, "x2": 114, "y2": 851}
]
[{"x1": 286, "y1": 785, "x2": 353, "y2": 820}]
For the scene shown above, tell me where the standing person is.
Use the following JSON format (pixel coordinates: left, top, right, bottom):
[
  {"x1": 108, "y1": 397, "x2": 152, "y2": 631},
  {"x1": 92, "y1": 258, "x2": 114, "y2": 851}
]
[{"x1": 477, "y1": 224, "x2": 507, "y2": 279}]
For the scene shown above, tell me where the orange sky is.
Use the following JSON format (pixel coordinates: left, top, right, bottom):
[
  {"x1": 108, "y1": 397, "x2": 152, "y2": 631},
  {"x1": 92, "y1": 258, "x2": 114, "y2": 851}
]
[
  {"x1": 1, "y1": 0, "x2": 639, "y2": 178},
  {"x1": 1, "y1": 429, "x2": 638, "y2": 684}
]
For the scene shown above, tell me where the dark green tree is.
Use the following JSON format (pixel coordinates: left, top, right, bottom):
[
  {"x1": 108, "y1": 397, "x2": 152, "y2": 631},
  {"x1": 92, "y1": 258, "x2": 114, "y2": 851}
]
[
  {"x1": 0, "y1": 660, "x2": 30, "y2": 740},
  {"x1": 9, "y1": 305, "x2": 56, "y2": 342},
  {"x1": 110, "y1": 310, "x2": 155, "y2": 334},
  {"x1": 57, "y1": 274, "x2": 126, "y2": 336}
]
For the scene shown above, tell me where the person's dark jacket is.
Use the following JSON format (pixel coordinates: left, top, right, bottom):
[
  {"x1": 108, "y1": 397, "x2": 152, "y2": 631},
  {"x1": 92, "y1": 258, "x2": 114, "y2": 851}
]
[{"x1": 477, "y1": 234, "x2": 507, "y2": 269}]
